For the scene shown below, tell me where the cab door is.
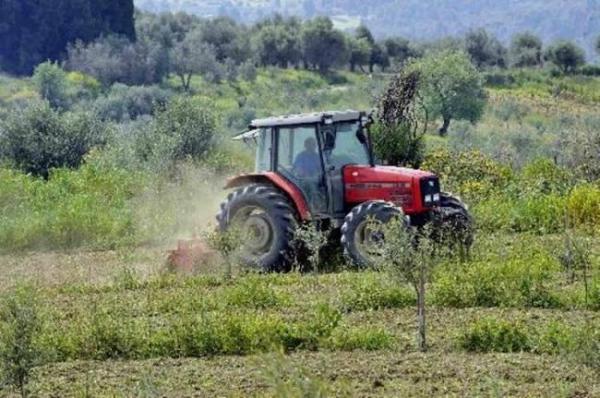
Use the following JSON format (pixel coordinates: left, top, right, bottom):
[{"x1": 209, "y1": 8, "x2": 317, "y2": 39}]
[
  {"x1": 275, "y1": 126, "x2": 328, "y2": 215},
  {"x1": 320, "y1": 125, "x2": 346, "y2": 218},
  {"x1": 320, "y1": 121, "x2": 372, "y2": 219}
]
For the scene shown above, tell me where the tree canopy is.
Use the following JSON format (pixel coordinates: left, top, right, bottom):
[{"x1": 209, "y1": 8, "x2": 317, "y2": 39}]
[
  {"x1": 464, "y1": 28, "x2": 507, "y2": 68},
  {"x1": 0, "y1": 0, "x2": 135, "y2": 75},
  {"x1": 510, "y1": 32, "x2": 543, "y2": 67},
  {"x1": 301, "y1": 17, "x2": 349, "y2": 72},
  {"x1": 407, "y1": 51, "x2": 486, "y2": 136},
  {"x1": 544, "y1": 40, "x2": 586, "y2": 74}
]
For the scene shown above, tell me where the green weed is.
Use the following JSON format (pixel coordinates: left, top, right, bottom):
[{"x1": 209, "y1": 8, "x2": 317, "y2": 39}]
[
  {"x1": 457, "y1": 317, "x2": 532, "y2": 353},
  {"x1": 326, "y1": 326, "x2": 394, "y2": 351}
]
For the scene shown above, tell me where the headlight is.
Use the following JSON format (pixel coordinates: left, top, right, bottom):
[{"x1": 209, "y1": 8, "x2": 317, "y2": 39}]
[
  {"x1": 425, "y1": 195, "x2": 432, "y2": 203},
  {"x1": 433, "y1": 193, "x2": 440, "y2": 202}
]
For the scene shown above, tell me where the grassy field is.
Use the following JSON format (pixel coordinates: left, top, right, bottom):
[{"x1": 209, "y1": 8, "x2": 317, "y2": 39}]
[
  {"x1": 0, "y1": 68, "x2": 599, "y2": 396},
  {"x1": 0, "y1": 232, "x2": 598, "y2": 397}
]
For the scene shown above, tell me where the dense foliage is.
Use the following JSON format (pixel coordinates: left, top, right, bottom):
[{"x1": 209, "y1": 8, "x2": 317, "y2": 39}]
[
  {"x1": 135, "y1": 0, "x2": 600, "y2": 62},
  {"x1": 0, "y1": 0, "x2": 135, "y2": 75},
  {"x1": 407, "y1": 51, "x2": 487, "y2": 136},
  {"x1": 0, "y1": 101, "x2": 108, "y2": 178}
]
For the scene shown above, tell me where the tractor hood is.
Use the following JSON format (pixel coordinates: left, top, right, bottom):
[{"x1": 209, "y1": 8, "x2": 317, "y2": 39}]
[
  {"x1": 344, "y1": 165, "x2": 436, "y2": 183},
  {"x1": 343, "y1": 165, "x2": 440, "y2": 214}
]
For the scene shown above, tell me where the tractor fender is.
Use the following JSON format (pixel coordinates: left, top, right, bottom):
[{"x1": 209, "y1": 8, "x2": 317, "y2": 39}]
[{"x1": 224, "y1": 172, "x2": 311, "y2": 220}]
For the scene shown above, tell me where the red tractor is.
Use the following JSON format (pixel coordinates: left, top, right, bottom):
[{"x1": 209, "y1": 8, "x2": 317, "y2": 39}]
[{"x1": 217, "y1": 110, "x2": 472, "y2": 271}]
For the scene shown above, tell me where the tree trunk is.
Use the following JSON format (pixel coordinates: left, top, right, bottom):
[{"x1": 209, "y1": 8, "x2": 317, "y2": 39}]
[
  {"x1": 438, "y1": 116, "x2": 451, "y2": 136},
  {"x1": 182, "y1": 73, "x2": 192, "y2": 91},
  {"x1": 417, "y1": 263, "x2": 427, "y2": 352}
]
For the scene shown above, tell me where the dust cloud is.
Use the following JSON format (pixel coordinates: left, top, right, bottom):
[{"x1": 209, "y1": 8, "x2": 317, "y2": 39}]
[{"x1": 131, "y1": 162, "x2": 231, "y2": 248}]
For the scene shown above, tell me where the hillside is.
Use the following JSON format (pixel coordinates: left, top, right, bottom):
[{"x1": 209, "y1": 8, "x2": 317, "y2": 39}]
[{"x1": 134, "y1": 0, "x2": 600, "y2": 59}]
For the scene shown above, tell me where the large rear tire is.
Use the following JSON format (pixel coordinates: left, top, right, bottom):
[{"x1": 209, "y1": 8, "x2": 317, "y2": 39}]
[
  {"x1": 216, "y1": 184, "x2": 297, "y2": 272},
  {"x1": 341, "y1": 201, "x2": 405, "y2": 268}
]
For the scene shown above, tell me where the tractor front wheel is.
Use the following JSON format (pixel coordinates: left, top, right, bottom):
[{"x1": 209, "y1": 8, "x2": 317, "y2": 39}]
[
  {"x1": 216, "y1": 184, "x2": 297, "y2": 272},
  {"x1": 430, "y1": 193, "x2": 474, "y2": 254},
  {"x1": 341, "y1": 201, "x2": 405, "y2": 268}
]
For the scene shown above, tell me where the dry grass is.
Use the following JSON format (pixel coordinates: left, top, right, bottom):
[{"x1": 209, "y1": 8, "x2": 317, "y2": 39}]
[{"x1": 28, "y1": 351, "x2": 599, "y2": 397}]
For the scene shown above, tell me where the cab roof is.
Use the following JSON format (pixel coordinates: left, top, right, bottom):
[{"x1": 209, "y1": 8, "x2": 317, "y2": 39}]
[{"x1": 249, "y1": 110, "x2": 364, "y2": 128}]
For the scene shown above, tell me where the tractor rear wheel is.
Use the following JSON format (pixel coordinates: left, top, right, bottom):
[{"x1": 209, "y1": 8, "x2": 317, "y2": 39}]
[
  {"x1": 216, "y1": 184, "x2": 297, "y2": 272},
  {"x1": 341, "y1": 201, "x2": 405, "y2": 268},
  {"x1": 430, "y1": 192, "x2": 474, "y2": 253}
]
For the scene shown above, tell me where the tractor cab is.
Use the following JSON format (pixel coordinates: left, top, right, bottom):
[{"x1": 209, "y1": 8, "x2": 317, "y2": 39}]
[
  {"x1": 235, "y1": 110, "x2": 373, "y2": 219},
  {"x1": 222, "y1": 110, "x2": 472, "y2": 271}
]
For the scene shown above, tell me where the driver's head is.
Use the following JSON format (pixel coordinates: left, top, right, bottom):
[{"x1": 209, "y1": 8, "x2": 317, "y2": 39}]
[{"x1": 304, "y1": 137, "x2": 317, "y2": 152}]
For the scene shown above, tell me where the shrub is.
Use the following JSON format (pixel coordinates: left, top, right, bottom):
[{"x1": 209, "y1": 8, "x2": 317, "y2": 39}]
[
  {"x1": 65, "y1": 71, "x2": 101, "y2": 102},
  {"x1": 566, "y1": 184, "x2": 600, "y2": 228},
  {"x1": 223, "y1": 277, "x2": 289, "y2": 309},
  {"x1": 136, "y1": 97, "x2": 217, "y2": 163},
  {"x1": 0, "y1": 162, "x2": 140, "y2": 251},
  {"x1": 0, "y1": 285, "x2": 45, "y2": 397},
  {"x1": 93, "y1": 84, "x2": 171, "y2": 122},
  {"x1": 570, "y1": 324, "x2": 600, "y2": 370},
  {"x1": 32, "y1": 61, "x2": 69, "y2": 109},
  {"x1": 259, "y1": 352, "x2": 333, "y2": 397},
  {"x1": 535, "y1": 321, "x2": 576, "y2": 355},
  {"x1": 457, "y1": 317, "x2": 531, "y2": 353},
  {"x1": 340, "y1": 275, "x2": 415, "y2": 312},
  {"x1": 433, "y1": 254, "x2": 563, "y2": 309},
  {"x1": 579, "y1": 65, "x2": 600, "y2": 77},
  {"x1": 562, "y1": 116, "x2": 600, "y2": 182},
  {"x1": 0, "y1": 101, "x2": 108, "y2": 178},
  {"x1": 372, "y1": 71, "x2": 426, "y2": 167},
  {"x1": 66, "y1": 36, "x2": 169, "y2": 86},
  {"x1": 278, "y1": 303, "x2": 342, "y2": 351},
  {"x1": 327, "y1": 326, "x2": 394, "y2": 351},
  {"x1": 422, "y1": 148, "x2": 512, "y2": 200},
  {"x1": 508, "y1": 194, "x2": 566, "y2": 233},
  {"x1": 519, "y1": 158, "x2": 572, "y2": 195},
  {"x1": 86, "y1": 311, "x2": 145, "y2": 360}
]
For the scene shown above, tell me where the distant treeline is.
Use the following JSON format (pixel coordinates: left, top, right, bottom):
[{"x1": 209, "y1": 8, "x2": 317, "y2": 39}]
[
  {"x1": 0, "y1": 0, "x2": 135, "y2": 75},
  {"x1": 1, "y1": 2, "x2": 599, "y2": 83}
]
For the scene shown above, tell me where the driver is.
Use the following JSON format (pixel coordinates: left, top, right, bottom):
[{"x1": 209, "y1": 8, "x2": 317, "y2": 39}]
[{"x1": 293, "y1": 137, "x2": 321, "y2": 176}]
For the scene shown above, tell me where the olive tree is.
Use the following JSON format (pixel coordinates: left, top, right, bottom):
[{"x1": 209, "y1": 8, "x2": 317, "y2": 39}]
[
  {"x1": 137, "y1": 97, "x2": 217, "y2": 163},
  {"x1": 301, "y1": 17, "x2": 349, "y2": 72},
  {"x1": 510, "y1": 32, "x2": 543, "y2": 67},
  {"x1": 407, "y1": 50, "x2": 486, "y2": 136},
  {"x1": 170, "y1": 29, "x2": 222, "y2": 90},
  {"x1": 0, "y1": 101, "x2": 108, "y2": 178},
  {"x1": 348, "y1": 37, "x2": 371, "y2": 72},
  {"x1": 252, "y1": 18, "x2": 302, "y2": 68},
  {"x1": 464, "y1": 28, "x2": 507, "y2": 68},
  {"x1": 544, "y1": 40, "x2": 586, "y2": 74},
  {"x1": 378, "y1": 220, "x2": 446, "y2": 352},
  {"x1": 383, "y1": 37, "x2": 416, "y2": 66}
]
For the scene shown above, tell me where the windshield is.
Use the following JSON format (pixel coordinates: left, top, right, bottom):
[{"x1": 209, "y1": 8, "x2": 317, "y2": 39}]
[{"x1": 324, "y1": 121, "x2": 371, "y2": 168}]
